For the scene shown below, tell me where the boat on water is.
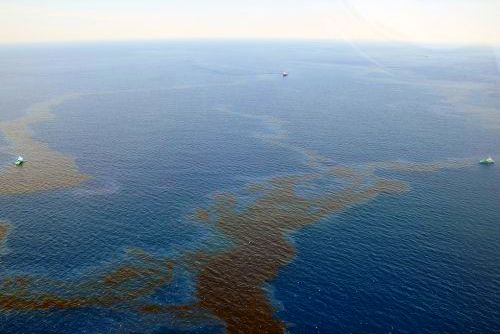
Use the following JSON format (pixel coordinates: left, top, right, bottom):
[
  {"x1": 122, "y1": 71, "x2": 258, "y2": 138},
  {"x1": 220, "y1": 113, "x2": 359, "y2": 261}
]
[
  {"x1": 282, "y1": 71, "x2": 288, "y2": 77},
  {"x1": 15, "y1": 156, "x2": 24, "y2": 166},
  {"x1": 479, "y1": 156, "x2": 495, "y2": 165}
]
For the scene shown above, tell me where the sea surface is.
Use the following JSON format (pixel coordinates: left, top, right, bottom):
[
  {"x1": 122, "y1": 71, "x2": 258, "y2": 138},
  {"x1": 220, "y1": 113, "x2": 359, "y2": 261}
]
[{"x1": 0, "y1": 41, "x2": 499, "y2": 333}]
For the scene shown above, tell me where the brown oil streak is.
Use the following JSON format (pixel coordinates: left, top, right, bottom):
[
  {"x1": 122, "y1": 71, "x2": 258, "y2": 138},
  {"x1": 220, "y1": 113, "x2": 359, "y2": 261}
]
[
  {"x1": 152, "y1": 172, "x2": 409, "y2": 333},
  {"x1": 0, "y1": 223, "x2": 9, "y2": 243},
  {"x1": 0, "y1": 249, "x2": 174, "y2": 311},
  {"x1": 0, "y1": 96, "x2": 89, "y2": 195}
]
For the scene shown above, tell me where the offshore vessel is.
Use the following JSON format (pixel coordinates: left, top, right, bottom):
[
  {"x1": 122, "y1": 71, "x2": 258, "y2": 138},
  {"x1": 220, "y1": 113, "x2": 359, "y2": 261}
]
[
  {"x1": 15, "y1": 156, "x2": 24, "y2": 166},
  {"x1": 479, "y1": 156, "x2": 495, "y2": 165}
]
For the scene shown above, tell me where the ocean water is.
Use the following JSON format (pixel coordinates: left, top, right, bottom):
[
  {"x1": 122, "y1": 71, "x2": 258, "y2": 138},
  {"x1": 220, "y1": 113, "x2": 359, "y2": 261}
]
[{"x1": 0, "y1": 41, "x2": 499, "y2": 333}]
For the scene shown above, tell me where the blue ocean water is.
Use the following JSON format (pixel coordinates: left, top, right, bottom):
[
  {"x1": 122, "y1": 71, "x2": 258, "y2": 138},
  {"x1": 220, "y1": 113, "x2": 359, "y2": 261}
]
[{"x1": 0, "y1": 41, "x2": 499, "y2": 333}]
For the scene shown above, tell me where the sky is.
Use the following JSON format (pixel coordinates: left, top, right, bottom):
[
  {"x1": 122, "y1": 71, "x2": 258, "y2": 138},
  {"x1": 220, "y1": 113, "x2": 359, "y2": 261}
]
[{"x1": 1, "y1": 0, "x2": 499, "y2": 45}]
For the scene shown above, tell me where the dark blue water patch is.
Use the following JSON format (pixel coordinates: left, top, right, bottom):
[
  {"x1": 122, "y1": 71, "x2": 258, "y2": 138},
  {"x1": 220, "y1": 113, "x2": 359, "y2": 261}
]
[{"x1": 274, "y1": 167, "x2": 500, "y2": 333}]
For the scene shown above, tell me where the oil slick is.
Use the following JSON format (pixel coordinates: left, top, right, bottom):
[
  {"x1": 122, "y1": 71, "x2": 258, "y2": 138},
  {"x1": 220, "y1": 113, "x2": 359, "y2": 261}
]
[
  {"x1": 0, "y1": 158, "x2": 474, "y2": 333},
  {"x1": 0, "y1": 95, "x2": 89, "y2": 195},
  {"x1": 173, "y1": 171, "x2": 409, "y2": 333},
  {"x1": 0, "y1": 98, "x2": 483, "y2": 333},
  {"x1": 0, "y1": 223, "x2": 8, "y2": 243},
  {"x1": 0, "y1": 222, "x2": 10, "y2": 256},
  {"x1": 0, "y1": 247, "x2": 173, "y2": 311},
  {"x1": 0, "y1": 160, "x2": 409, "y2": 333}
]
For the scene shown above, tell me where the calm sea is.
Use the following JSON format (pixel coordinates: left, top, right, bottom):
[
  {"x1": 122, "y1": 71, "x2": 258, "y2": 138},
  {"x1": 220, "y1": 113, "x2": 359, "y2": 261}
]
[{"x1": 0, "y1": 41, "x2": 499, "y2": 333}]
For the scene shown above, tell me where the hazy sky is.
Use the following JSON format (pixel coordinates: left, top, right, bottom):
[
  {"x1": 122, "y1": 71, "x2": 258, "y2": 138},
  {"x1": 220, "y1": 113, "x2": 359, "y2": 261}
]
[{"x1": 1, "y1": 0, "x2": 499, "y2": 45}]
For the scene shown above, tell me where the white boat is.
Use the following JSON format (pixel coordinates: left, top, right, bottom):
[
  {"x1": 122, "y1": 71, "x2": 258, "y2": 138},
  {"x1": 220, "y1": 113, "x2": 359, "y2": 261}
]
[
  {"x1": 282, "y1": 71, "x2": 288, "y2": 77},
  {"x1": 15, "y1": 156, "x2": 24, "y2": 166},
  {"x1": 479, "y1": 156, "x2": 495, "y2": 165}
]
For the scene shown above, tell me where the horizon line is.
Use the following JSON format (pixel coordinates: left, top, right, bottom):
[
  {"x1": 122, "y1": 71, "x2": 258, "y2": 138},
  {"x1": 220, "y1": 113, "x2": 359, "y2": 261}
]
[{"x1": 0, "y1": 37, "x2": 497, "y2": 49}]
